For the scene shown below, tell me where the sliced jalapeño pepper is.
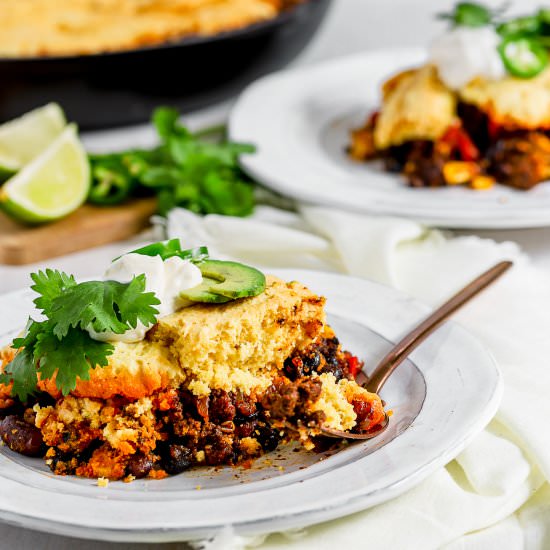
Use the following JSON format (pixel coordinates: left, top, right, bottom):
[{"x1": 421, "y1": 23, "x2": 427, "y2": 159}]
[
  {"x1": 498, "y1": 36, "x2": 549, "y2": 78},
  {"x1": 88, "y1": 163, "x2": 133, "y2": 205},
  {"x1": 497, "y1": 16, "x2": 542, "y2": 38}
]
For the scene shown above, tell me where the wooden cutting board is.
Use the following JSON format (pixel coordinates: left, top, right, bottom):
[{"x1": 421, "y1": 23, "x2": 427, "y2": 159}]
[{"x1": 0, "y1": 198, "x2": 158, "y2": 265}]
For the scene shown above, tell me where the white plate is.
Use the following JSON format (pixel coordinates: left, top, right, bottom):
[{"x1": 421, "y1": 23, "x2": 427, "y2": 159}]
[
  {"x1": 229, "y1": 48, "x2": 550, "y2": 229},
  {"x1": 0, "y1": 270, "x2": 501, "y2": 542}
]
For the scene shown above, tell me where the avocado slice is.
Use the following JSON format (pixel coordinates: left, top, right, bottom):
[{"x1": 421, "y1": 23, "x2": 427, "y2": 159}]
[
  {"x1": 179, "y1": 260, "x2": 266, "y2": 303},
  {"x1": 199, "y1": 260, "x2": 266, "y2": 299},
  {"x1": 180, "y1": 276, "x2": 231, "y2": 304}
]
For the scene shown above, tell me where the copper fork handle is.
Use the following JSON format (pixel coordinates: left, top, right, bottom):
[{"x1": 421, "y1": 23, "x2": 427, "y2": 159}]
[{"x1": 365, "y1": 260, "x2": 513, "y2": 395}]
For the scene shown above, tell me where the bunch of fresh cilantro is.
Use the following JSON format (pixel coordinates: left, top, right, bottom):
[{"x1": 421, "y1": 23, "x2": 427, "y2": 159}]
[
  {"x1": 0, "y1": 270, "x2": 160, "y2": 400},
  {"x1": 88, "y1": 107, "x2": 256, "y2": 217}
]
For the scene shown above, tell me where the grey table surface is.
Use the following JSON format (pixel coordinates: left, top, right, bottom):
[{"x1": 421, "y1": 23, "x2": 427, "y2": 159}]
[{"x1": 1, "y1": 0, "x2": 548, "y2": 548}]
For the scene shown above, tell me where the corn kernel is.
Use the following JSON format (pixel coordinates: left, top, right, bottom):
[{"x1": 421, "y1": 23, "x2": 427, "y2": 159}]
[
  {"x1": 470, "y1": 175, "x2": 495, "y2": 190},
  {"x1": 443, "y1": 161, "x2": 479, "y2": 185}
]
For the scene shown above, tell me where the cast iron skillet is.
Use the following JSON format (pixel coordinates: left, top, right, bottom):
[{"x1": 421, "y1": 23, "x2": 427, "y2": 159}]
[{"x1": 0, "y1": 0, "x2": 331, "y2": 129}]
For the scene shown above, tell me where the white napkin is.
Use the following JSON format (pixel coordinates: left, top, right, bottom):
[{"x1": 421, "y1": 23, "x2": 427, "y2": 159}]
[{"x1": 158, "y1": 206, "x2": 550, "y2": 550}]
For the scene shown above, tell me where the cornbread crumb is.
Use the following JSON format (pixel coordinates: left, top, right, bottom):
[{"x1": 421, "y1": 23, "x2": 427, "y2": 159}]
[
  {"x1": 97, "y1": 477, "x2": 109, "y2": 488},
  {"x1": 195, "y1": 450, "x2": 206, "y2": 463},
  {"x1": 309, "y1": 373, "x2": 357, "y2": 431}
]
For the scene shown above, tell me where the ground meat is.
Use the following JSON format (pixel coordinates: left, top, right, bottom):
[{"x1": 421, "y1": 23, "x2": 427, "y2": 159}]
[
  {"x1": 261, "y1": 379, "x2": 300, "y2": 418},
  {"x1": 209, "y1": 390, "x2": 236, "y2": 423},
  {"x1": 234, "y1": 418, "x2": 258, "y2": 438},
  {"x1": 401, "y1": 141, "x2": 449, "y2": 187},
  {"x1": 486, "y1": 132, "x2": 550, "y2": 190},
  {"x1": 202, "y1": 425, "x2": 235, "y2": 465},
  {"x1": 234, "y1": 394, "x2": 256, "y2": 418},
  {"x1": 261, "y1": 377, "x2": 323, "y2": 420}
]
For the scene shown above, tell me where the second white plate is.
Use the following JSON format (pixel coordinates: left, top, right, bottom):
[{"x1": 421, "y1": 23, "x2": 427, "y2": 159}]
[{"x1": 229, "y1": 48, "x2": 550, "y2": 229}]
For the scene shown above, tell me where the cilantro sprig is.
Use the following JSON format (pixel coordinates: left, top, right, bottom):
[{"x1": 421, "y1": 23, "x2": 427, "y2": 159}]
[
  {"x1": 0, "y1": 270, "x2": 160, "y2": 400},
  {"x1": 127, "y1": 240, "x2": 209, "y2": 262},
  {"x1": 88, "y1": 107, "x2": 256, "y2": 217}
]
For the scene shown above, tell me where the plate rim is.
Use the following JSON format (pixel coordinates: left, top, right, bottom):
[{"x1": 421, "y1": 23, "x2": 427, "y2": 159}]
[{"x1": 0, "y1": 269, "x2": 502, "y2": 541}]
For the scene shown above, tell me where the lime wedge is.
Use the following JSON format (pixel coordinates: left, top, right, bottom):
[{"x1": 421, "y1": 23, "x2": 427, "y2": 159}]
[
  {"x1": 0, "y1": 103, "x2": 66, "y2": 180},
  {"x1": 0, "y1": 124, "x2": 90, "y2": 224}
]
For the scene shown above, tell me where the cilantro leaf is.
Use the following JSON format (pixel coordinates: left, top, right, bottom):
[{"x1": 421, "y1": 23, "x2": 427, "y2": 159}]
[
  {"x1": 0, "y1": 348, "x2": 38, "y2": 402},
  {"x1": 36, "y1": 328, "x2": 113, "y2": 395},
  {"x1": 111, "y1": 276, "x2": 160, "y2": 331},
  {"x1": 127, "y1": 239, "x2": 209, "y2": 262},
  {"x1": 47, "y1": 275, "x2": 160, "y2": 338},
  {"x1": 31, "y1": 270, "x2": 77, "y2": 314}
]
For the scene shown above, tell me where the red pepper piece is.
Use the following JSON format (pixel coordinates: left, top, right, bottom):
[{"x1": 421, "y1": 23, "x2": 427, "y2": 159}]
[
  {"x1": 441, "y1": 125, "x2": 480, "y2": 161},
  {"x1": 346, "y1": 354, "x2": 361, "y2": 378}
]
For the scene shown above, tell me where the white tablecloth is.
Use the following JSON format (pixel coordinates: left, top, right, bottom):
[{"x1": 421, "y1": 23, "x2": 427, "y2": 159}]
[{"x1": 1, "y1": 1, "x2": 550, "y2": 548}]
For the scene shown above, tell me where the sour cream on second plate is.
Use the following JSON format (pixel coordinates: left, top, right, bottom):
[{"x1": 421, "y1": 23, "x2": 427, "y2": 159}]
[
  {"x1": 88, "y1": 253, "x2": 202, "y2": 343},
  {"x1": 429, "y1": 26, "x2": 506, "y2": 89}
]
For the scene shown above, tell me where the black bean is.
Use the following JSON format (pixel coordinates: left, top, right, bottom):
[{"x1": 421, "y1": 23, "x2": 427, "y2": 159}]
[
  {"x1": 160, "y1": 444, "x2": 193, "y2": 475},
  {"x1": 303, "y1": 351, "x2": 321, "y2": 369},
  {"x1": 256, "y1": 425, "x2": 280, "y2": 452},
  {"x1": 127, "y1": 453, "x2": 154, "y2": 479},
  {"x1": 0, "y1": 415, "x2": 44, "y2": 457}
]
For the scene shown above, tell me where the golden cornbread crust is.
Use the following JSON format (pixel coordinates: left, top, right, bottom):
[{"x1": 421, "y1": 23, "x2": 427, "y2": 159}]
[
  {"x1": 459, "y1": 66, "x2": 550, "y2": 130},
  {"x1": 151, "y1": 276, "x2": 325, "y2": 396},
  {"x1": 0, "y1": 0, "x2": 293, "y2": 58},
  {"x1": 373, "y1": 65, "x2": 457, "y2": 149}
]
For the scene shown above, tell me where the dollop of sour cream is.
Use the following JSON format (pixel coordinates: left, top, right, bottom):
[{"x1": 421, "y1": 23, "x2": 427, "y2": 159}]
[
  {"x1": 88, "y1": 253, "x2": 202, "y2": 343},
  {"x1": 429, "y1": 26, "x2": 506, "y2": 89}
]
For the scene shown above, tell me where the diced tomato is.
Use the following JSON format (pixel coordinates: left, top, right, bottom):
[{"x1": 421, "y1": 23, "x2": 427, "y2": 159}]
[
  {"x1": 441, "y1": 124, "x2": 480, "y2": 161},
  {"x1": 347, "y1": 354, "x2": 361, "y2": 378}
]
